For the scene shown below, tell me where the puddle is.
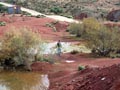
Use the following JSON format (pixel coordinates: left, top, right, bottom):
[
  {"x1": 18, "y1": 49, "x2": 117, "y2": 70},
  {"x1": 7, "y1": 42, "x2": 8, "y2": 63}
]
[
  {"x1": 65, "y1": 60, "x2": 75, "y2": 63},
  {"x1": 0, "y1": 71, "x2": 49, "y2": 90},
  {"x1": 37, "y1": 42, "x2": 91, "y2": 54}
]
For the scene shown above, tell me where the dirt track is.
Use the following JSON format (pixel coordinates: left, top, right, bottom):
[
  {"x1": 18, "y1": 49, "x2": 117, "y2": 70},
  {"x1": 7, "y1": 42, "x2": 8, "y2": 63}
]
[{"x1": 0, "y1": 2, "x2": 79, "y2": 23}]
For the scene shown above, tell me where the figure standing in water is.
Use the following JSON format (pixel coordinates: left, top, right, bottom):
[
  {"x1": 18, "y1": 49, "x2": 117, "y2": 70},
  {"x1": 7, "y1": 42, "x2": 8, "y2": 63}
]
[{"x1": 56, "y1": 40, "x2": 62, "y2": 56}]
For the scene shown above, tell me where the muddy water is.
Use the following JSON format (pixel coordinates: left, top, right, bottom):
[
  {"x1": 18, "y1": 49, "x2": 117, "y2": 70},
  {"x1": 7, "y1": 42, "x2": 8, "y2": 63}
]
[{"x1": 0, "y1": 71, "x2": 49, "y2": 90}]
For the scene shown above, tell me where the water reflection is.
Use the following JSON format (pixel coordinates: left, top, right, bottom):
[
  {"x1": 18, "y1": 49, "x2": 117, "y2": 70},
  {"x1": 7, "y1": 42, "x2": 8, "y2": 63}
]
[
  {"x1": 40, "y1": 42, "x2": 91, "y2": 54},
  {"x1": 0, "y1": 71, "x2": 49, "y2": 90}
]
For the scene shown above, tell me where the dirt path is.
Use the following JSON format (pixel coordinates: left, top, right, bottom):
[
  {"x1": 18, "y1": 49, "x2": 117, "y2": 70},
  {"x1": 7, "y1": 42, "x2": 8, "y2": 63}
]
[{"x1": 0, "y1": 2, "x2": 79, "y2": 23}]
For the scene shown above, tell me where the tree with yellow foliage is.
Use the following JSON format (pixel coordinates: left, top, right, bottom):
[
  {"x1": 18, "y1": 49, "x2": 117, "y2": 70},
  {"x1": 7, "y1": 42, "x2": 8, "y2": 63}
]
[
  {"x1": 68, "y1": 18, "x2": 101, "y2": 38},
  {"x1": 83, "y1": 17, "x2": 101, "y2": 32},
  {"x1": 0, "y1": 27, "x2": 42, "y2": 70},
  {"x1": 68, "y1": 17, "x2": 120, "y2": 57}
]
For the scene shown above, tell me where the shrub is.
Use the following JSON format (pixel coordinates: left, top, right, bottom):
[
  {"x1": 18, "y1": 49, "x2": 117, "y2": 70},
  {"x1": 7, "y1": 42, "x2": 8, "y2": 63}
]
[
  {"x1": 60, "y1": 14, "x2": 73, "y2": 18},
  {"x1": 78, "y1": 65, "x2": 85, "y2": 71},
  {"x1": 66, "y1": 29, "x2": 69, "y2": 32},
  {"x1": 68, "y1": 17, "x2": 120, "y2": 57},
  {"x1": 51, "y1": 21, "x2": 59, "y2": 25},
  {"x1": 86, "y1": 26, "x2": 120, "y2": 56},
  {"x1": 50, "y1": 7, "x2": 63, "y2": 14},
  {"x1": 83, "y1": 17, "x2": 101, "y2": 32},
  {"x1": 68, "y1": 18, "x2": 101, "y2": 38},
  {"x1": 22, "y1": 11, "x2": 33, "y2": 17},
  {"x1": 70, "y1": 50, "x2": 79, "y2": 54},
  {"x1": 0, "y1": 27, "x2": 42, "y2": 70},
  {"x1": 36, "y1": 55, "x2": 54, "y2": 64},
  {"x1": 36, "y1": 15, "x2": 45, "y2": 18},
  {"x1": 0, "y1": 4, "x2": 7, "y2": 13},
  {"x1": 68, "y1": 23, "x2": 84, "y2": 37},
  {"x1": 0, "y1": 21, "x2": 6, "y2": 26},
  {"x1": 45, "y1": 21, "x2": 59, "y2": 32}
]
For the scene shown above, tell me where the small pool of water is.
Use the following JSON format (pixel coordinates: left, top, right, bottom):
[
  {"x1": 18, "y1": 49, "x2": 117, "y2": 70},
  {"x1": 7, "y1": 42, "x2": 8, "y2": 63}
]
[
  {"x1": 0, "y1": 71, "x2": 49, "y2": 90},
  {"x1": 39, "y1": 42, "x2": 91, "y2": 54}
]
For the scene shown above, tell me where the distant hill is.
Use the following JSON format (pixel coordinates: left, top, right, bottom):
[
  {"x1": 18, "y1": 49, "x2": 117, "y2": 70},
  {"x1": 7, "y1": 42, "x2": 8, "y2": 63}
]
[{"x1": 5, "y1": 0, "x2": 120, "y2": 18}]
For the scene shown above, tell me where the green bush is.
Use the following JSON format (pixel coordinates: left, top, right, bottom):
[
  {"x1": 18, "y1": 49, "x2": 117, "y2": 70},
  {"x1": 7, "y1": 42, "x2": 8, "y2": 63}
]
[
  {"x1": 78, "y1": 66, "x2": 85, "y2": 71},
  {"x1": 50, "y1": 7, "x2": 63, "y2": 14},
  {"x1": 0, "y1": 4, "x2": 7, "y2": 13},
  {"x1": 0, "y1": 21, "x2": 6, "y2": 26}
]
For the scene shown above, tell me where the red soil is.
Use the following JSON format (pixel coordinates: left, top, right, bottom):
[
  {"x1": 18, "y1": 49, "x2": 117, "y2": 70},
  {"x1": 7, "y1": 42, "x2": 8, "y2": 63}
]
[
  {"x1": 60, "y1": 64, "x2": 120, "y2": 90},
  {"x1": 1, "y1": 15, "x2": 120, "y2": 90},
  {"x1": 31, "y1": 62, "x2": 53, "y2": 73},
  {"x1": 48, "y1": 53, "x2": 120, "y2": 90},
  {"x1": 0, "y1": 15, "x2": 68, "y2": 41}
]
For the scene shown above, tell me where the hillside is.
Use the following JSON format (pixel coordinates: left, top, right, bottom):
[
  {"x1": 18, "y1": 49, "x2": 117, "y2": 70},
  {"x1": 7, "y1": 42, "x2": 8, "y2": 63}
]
[
  {"x1": 0, "y1": 1, "x2": 120, "y2": 90},
  {"x1": 5, "y1": 0, "x2": 120, "y2": 18}
]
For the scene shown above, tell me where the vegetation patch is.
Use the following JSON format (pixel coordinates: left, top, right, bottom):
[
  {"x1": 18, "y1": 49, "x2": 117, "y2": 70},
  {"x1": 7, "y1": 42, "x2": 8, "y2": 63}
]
[
  {"x1": 0, "y1": 27, "x2": 43, "y2": 71},
  {"x1": 0, "y1": 21, "x2": 6, "y2": 26},
  {"x1": 46, "y1": 21, "x2": 59, "y2": 32},
  {"x1": 36, "y1": 56, "x2": 54, "y2": 64},
  {"x1": 50, "y1": 6, "x2": 63, "y2": 14},
  {"x1": 68, "y1": 17, "x2": 120, "y2": 57},
  {"x1": 70, "y1": 50, "x2": 79, "y2": 54},
  {"x1": 0, "y1": 4, "x2": 7, "y2": 13},
  {"x1": 78, "y1": 65, "x2": 85, "y2": 71},
  {"x1": 35, "y1": 14, "x2": 46, "y2": 18}
]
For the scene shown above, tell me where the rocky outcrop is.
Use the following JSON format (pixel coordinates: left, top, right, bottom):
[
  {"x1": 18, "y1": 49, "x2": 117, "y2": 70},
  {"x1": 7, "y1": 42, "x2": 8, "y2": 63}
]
[{"x1": 107, "y1": 9, "x2": 120, "y2": 22}]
